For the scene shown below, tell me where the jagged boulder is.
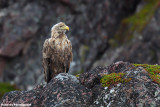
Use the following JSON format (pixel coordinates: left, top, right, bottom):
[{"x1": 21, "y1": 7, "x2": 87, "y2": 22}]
[
  {"x1": 0, "y1": 73, "x2": 92, "y2": 106},
  {"x1": 1, "y1": 61, "x2": 160, "y2": 106}
]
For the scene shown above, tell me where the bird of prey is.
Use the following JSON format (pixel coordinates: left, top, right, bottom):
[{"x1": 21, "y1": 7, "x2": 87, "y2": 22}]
[{"x1": 42, "y1": 22, "x2": 72, "y2": 83}]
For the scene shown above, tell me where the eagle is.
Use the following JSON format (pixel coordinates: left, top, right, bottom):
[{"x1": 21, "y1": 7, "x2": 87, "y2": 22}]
[{"x1": 42, "y1": 22, "x2": 72, "y2": 83}]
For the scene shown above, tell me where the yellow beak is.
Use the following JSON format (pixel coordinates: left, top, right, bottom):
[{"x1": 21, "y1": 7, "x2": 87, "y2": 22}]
[
  {"x1": 60, "y1": 25, "x2": 69, "y2": 31},
  {"x1": 65, "y1": 26, "x2": 69, "y2": 31}
]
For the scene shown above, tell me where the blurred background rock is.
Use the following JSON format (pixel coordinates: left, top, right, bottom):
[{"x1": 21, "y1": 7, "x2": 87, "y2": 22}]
[{"x1": 0, "y1": 0, "x2": 160, "y2": 92}]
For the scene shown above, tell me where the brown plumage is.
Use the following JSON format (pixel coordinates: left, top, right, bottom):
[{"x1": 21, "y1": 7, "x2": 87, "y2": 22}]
[{"x1": 42, "y1": 22, "x2": 72, "y2": 83}]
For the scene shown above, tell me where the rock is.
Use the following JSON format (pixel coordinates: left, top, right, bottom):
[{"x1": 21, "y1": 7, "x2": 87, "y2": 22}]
[
  {"x1": 93, "y1": 1, "x2": 160, "y2": 69},
  {"x1": 1, "y1": 61, "x2": 160, "y2": 106},
  {"x1": 0, "y1": 1, "x2": 44, "y2": 89},
  {"x1": 73, "y1": 0, "x2": 141, "y2": 72},
  {"x1": 114, "y1": 2, "x2": 160, "y2": 64},
  {"x1": 94, "y1": 62, "x2": 160, "y2": 106},
  {"x1": 0, "y1": 57, "x2": 6, "y2": 81},
  {"x1": 0, "y1": 73, "x2": 92, "y2": 106},
  {"x1": 0, "y1": 2, "x2": 43, "y2": 57}
]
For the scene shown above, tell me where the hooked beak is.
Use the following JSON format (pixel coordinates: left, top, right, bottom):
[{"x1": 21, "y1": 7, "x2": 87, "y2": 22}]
[
  {"x1": 61, "y1": 25, "x2": 69, "y2": 31},
  {"x1": 64, "y1": 25, "x2": 69, "y2": 31}
]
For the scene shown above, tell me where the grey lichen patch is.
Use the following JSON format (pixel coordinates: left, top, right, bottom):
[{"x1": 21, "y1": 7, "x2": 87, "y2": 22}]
[
  {"x1": 55, "y1": 73, "x2": 79, "y2": 83},
  {"x1": 94, "y1": 84, "x2": 122, "y2": 106}
]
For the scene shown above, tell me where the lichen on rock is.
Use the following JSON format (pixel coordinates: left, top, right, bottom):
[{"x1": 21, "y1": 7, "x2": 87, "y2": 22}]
[{"x1": 133, "y1": 64, "x2": 160, "y2": 85}]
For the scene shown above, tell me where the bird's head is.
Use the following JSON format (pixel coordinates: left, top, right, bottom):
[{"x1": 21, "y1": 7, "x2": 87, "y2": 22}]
[{"x1": 51, "y1": 22, "x2": 69, "y2": 36}]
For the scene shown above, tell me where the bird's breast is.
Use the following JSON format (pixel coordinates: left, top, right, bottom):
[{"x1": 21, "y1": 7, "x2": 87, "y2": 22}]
[{"x1": 54, "y1": 38, "x2": 70, "y2": 51}]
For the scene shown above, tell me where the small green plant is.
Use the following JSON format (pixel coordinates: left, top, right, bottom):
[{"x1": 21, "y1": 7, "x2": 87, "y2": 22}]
[
  {"x1": 0, "y1": 82, "x2": 19, "y2": 99},
  {"x1": 133, "y1": 64, "x2": 160, "y2": 85},
  {"x1": 75, "y1": 74, "x2": 80, "y2": 78},
  {"x1": 100, "y1": 73, "x2": 131, "y2": 87}
]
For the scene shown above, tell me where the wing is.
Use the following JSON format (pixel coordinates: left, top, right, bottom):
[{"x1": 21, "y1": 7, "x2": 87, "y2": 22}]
[
  {"x1": 64, "y1": 39, "x2": 73, "y2": 73},
  {"x1": 68, "y1": 40, "x2": 73, "y2": 62},
  {"x1": 42, "y1": 39, "x2": 52, "y2": 83}
]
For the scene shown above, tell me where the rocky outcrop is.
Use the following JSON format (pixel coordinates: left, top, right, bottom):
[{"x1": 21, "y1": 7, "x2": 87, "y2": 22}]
[
  {"x1": 1, "y1": 61, "x2": 160, "y2": 106},
  {"x1": 1, "y1": 73, "x2": 92, "y2": 106}
]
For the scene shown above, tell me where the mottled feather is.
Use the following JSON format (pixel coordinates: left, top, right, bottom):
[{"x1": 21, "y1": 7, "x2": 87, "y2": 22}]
[{"x1": 42, "y1": 22, "x2": 72, "y2": 83}]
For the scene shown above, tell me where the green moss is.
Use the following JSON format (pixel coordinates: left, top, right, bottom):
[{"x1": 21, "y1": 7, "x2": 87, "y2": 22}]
[
  {"x1": 75, "y1": 74, "x2": 80, "y2": 78},
  {"x1": 111, "y1": 0, "x2": 159, "y2": 46},
  {"x1": 100, "y1": 73, "x2": 132, "y2": 87},
  {"x1": 133, "y1": 64, "x2": 160, "y2": 85},
  {"x1": 124, "y1": 0, "x2": 158, "y2": 32},
  {"x1": 0, "y1": 82, "x2": 19, "y2": 99}
]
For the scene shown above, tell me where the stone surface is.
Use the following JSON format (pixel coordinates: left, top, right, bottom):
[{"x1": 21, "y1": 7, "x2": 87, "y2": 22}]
[
  {"x1": 1, "y1": 73, "x2": 92, "y2": 106},
  {"x1": 1, "y1": 61, "x2": 160, "y2": 106},
  {"x1": 0, "y1": 2, "x2": 43, "y2": 57}
]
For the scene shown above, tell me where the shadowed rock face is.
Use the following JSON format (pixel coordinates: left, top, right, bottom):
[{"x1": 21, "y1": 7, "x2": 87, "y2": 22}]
[{"x1": 1, "y1": 61, "x2": 160, "y2": 106}]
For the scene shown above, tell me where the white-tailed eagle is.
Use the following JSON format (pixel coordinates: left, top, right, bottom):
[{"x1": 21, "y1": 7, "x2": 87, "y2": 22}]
[{"x1": 42, "y1": 22, "x2": 72, "y2": 83}]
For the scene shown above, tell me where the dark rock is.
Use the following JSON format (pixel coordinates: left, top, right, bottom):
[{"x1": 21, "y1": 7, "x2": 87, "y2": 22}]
[
  {"x1": 0, "y1": 1, "x2": 45, "y2": 90},
  {"x1": 75, "y1": 0, "x2": 141, "y2": 72},
  {"x1": 0, "y1": 2, "x2": 44, "y2": 57},
  {"x1": 94, "y1": 65, "x2": 160, "y2": 106},
  {"x1": 0, "y1": 57, "x2": 6, "y2": 80},
  {"x1": 1, "y1": 73, "x2": 92, "y2": 106},
  {"x1": 1, "y1": 61, "x2": 159, "y2": 106},
  {"x1": 79, "y1": 66, "x2": 108, "y2": 89},
  {"x1": 79, "y1": 61, "x2": 133, "y2": 89}
]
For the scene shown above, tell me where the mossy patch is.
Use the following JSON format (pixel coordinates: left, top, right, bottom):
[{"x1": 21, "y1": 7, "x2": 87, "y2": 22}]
[
  {"x1": 100, "y1": 73, "x2": 131, "y2": 87},
  {"x1": 75, "y1": 74, "x2": 80, "y2": 78},
  {"x1": 110, "y1": 0, "x2": 160, "y2": 46},
  {"x1": 0, "y1": 82, "x2": 20, "y2": 99},
  {"x1": 133, "y1": 64, "x2": 160, "y2": 85}
]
